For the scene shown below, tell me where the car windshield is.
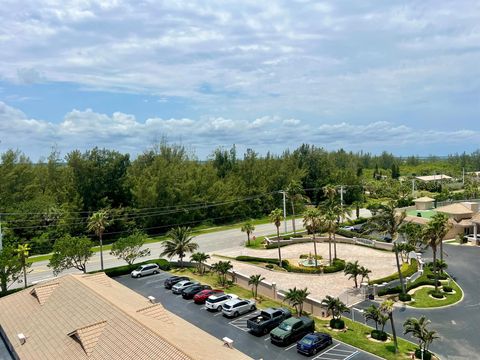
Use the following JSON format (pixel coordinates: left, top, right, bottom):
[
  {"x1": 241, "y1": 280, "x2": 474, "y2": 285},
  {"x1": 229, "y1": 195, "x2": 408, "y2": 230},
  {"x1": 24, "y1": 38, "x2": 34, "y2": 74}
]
[
  {"x1": 278, "y1": 323, "x2": 292, "y2": 331},
  {"x1": 135, "y1": 267, "x2": 143, "y2": 271},
  {"x1": 223, "y1": 304, "x2": 232, "y2": 309},
  {"x1": 299, "y1": 338, "x2": 314, "y2": 345}
]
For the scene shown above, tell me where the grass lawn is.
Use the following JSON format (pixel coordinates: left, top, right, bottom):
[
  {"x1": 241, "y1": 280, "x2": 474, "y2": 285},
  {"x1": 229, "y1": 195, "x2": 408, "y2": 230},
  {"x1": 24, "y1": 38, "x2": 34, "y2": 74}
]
[
  {"x1": 409, "y1": 278, "x2": 463, "y2": 308},
  {"x1": 171, "y1": 267, "x2": 418, "y2": 360}
]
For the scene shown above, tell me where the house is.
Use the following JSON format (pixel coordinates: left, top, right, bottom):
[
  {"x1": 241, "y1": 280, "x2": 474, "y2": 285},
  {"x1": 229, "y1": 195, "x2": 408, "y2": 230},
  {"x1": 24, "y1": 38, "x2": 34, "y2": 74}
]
[
  {"x1": 0, "y1": 273, "x2": 251, "y2": 360},
  {"x1": 415, "y1": 174, "x2": 452, "y2": 182},
  {"x1": 413, "y1": 197, "x2": 435, "y2": 210}
]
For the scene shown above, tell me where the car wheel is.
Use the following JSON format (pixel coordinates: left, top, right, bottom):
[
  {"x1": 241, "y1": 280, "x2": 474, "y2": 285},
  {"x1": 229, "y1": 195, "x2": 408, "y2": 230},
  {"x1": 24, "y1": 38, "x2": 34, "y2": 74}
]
[
  {"x1": 234, "y1": 311, "x2": 239, "y2": 317},
  {"x1": 137, "y1": 274, "x2": 141, "y2": 278},
  {"x1": 153, "y1": 270, "x2": 158, "y2": 274},
  {"x1": 263, "y1": 327, "x2": 269, "y2": 335},
  {"x1": 329, "y1": 339, "x2": 333, "y2": 346},
  {"x1": 251, "y1": 305, "x2": 256, "y2": 311},
  {"x1": 312, "y1": 347, "x2": 318, "y2": 355},
  {"x1": 217, "y1": 305, "x2": 222, "y2": 311}
]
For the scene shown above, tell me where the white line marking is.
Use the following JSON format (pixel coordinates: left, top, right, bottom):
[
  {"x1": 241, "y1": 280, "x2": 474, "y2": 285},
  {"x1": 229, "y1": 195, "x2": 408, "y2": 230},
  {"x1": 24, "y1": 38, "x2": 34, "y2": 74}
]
[
  {"x1": 201, "y1": 307, "x2": 206, "y2": 310},
  {"x1": 315, "y1": 357, "x2": 343, "y2": 360},
  {"x1": 214, "y1": 312, "x2": 223, "y2": 316},
  {"x1": 329, "y1": 349, "x2": 356, "y2": 354},
  {"x1": 313, "y1": 344, "x2": 340, "y2": 360},
  {"x1": 344, "y1": 351, "x2": 359, "y2": 360},
  {"x1": 264, "y1": 337, "x2": 270, "y2": 341},
  {"x1": 284, "y1": 343, "x2": 297, "y2": 351},
  {"x1": 451, "y1": 320, "x2": 456, "y2": 325}
]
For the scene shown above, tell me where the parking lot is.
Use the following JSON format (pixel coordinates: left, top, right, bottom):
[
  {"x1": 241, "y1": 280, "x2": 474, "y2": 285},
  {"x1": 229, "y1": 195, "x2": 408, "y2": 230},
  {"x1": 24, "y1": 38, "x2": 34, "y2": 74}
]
[{"x1": 117, "y1": 271, "x2": 380, "y2": 360}]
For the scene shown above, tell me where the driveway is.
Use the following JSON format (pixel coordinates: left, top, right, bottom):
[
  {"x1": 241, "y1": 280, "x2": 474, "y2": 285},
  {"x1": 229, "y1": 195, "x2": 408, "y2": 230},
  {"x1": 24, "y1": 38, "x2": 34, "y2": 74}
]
[{"x1": 352, "y1": 243, "x2": 479, "y2": 360}]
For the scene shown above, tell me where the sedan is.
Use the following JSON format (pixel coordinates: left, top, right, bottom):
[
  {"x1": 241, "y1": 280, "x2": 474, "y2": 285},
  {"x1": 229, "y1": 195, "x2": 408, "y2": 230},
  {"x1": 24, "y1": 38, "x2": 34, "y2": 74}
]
[
  {"x1": 297, "y1": 332, "x2": 332, "y2": 356},
  {"x1": 222, "y1": 298, "x2": 256, "y2": 318},
  {"x1": 172, "y1": 280, "x2": 199, "y2": 294},
  {"x1": 164, "y1": 276, "x2": 190, "y2": 289},
  {"x1": 181, "y1": 284, "x2": 212, "y2": 299},
  {"x1": 193, "y1": 289, "x2": 224, "y2": 304}
]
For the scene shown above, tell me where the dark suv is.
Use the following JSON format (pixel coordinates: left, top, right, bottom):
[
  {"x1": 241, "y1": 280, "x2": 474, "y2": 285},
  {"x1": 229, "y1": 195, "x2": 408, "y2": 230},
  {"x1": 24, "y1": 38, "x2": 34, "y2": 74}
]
[
  {"x1": 164, "y1": 276, "x2": 190, "y2": 289},
  {"x1": 182, "y1": 284, "x2": 212, "y2": 299}
]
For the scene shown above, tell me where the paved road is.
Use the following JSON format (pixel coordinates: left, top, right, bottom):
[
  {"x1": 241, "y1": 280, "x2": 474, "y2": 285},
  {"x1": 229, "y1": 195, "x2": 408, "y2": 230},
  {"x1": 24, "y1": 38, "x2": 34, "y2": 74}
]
[
  {"x1": 352, "y1": 243, "x2": 479, "y2": 360},
  {"x1": 117, "y1": 272, "x2": 380, "y2": 360}
]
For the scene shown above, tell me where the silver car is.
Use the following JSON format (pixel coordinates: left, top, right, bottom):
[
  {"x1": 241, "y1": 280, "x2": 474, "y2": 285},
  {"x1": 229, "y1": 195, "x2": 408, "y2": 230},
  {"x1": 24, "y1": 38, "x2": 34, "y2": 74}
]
[
  {"x1": 130, "y1": 263, "x2": 159, "y2": 278},
  {"x1": 172, "y1": 280, "x2": 199, "y2": 294},
  {"x1": 205, "y1": 293, "x2": 238, "y2": 311},
  {"x1": 222, "y1": 298, "x2": 256, "y2": 317}
]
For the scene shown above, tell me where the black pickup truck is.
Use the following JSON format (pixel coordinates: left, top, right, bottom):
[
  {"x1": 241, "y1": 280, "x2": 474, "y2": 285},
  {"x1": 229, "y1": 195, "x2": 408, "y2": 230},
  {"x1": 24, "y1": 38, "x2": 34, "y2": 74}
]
[
  {"x1": 246, "y1": 307, "x2": 292, "y2": 335},
  {"x1": 270, "y1": 316, "x2": 315, "y2": 346}
]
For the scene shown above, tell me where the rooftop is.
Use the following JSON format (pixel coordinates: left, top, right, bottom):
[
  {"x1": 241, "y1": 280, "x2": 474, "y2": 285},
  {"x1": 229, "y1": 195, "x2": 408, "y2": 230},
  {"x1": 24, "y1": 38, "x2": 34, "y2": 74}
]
[
  {"x1": 435, "y1": 203, "x2": 474, "y2": 215},
  {"x1": 413, "y1": 196, "x2": 435, "y2": 203},
  {"x1": 415, "y1": 174, "x2": 452, "y2": 182}
]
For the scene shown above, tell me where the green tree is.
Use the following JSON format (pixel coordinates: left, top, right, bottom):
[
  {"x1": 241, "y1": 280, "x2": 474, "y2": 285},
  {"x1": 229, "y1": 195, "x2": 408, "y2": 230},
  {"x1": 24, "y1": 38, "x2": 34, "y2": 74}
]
[
  {"x1": 403, "y1": 316, "x2": 439, "y2": 357},
  {"x1": 359, "y1": 266, "x2": 372, "y2": 284},
  {"x1": 248, "y1": 274, "x2": 265, "y2": 299},
  {"x1": 322, "y1": 210, "x2": 337, "y2": 266},
  {"x1": 49, "y1": 235, "x2": 93, "y2": 275},
  {"x1": 110, "y1": 232, "x2": 151, "y2": 265},
  {"x1": 344, "y1": 261, "x2": 361, "y2": 288},
  {"x1": 323, "y1": 295, "x2": 350, "y2": 320},
  {"x1": 211, "y1": 260, "x2": 233, "y2": 287},
  {"x1": 190, "y1": 252, "x2": 210, "y2": 275},
  {"x1": 399, "y1": 222, "x2": 423, "y2": 250},
  {"x1": 241, "y1": 221, "x2": 255, "y2": 246},
  {"x1": 286, "y1": 180, "x2": 307, "y2": 234},
  {"x1": 0, "y1": 246, "x2": 23, "y2": 294},
  {"x1": 363, "y1": 304, "x2": 388, "y2": 332},
  {"x1": 269, "y1": 208, "x2": 284, "y2": 266},
  {"x1": 284, "y1": 287, "x2": 310, "y2": 316},
  {"x1": 16, "y1": 244, "x2": 31, "y2": 289},
  {"x1": 161, "y1": 226, "x2": 199, "y2": 268},
  {"x1": 380, "y1": 299, "x2": 398, "y2": 353},
  {"x1": 87, "y1": 209, "x2": 110, "y2": 271},
  {"x1": 303, "y1": 207, "x2": 322, "y2": 267}
]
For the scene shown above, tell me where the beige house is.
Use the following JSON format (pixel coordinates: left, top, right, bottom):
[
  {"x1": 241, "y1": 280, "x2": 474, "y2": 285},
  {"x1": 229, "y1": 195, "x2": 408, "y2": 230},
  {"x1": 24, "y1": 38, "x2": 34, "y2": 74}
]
[
  {"x1": 413, "y1": 197, "x2": 435, "y2": 210},
  {"x1": 415, "y1": 174, "x2": 452, "y2": 182},
  {"x1": 0, "y1": 273, "x2": 251, "y2": 360}
]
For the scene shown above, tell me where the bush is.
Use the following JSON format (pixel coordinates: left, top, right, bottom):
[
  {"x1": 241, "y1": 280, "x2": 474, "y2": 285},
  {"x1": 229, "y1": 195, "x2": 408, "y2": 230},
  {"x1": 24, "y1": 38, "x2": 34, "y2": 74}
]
[
  {"x1": 429, "y1": 290, "x2": 444, "y2": 299},
  {"x1": 443, "y1": 285, "x2": 453, "y2": 293},
  {"x1": 329, "y1": 318, "x2": 345, "y2": 329},
  {"x1": 283, "y1": 260, "x2": 322, "y2": 274},
  {"x1": 103, "y1": 259, "x2": 171, "y2": 277},
  {"x1": 299, "y1": 254, "x2": 322, "y2": 260},
  {"x1": 265, "y1": 264, "x2": 274, "y2": 270},
  {"x1": 371, "y1": 330, "x2": 388, "y2": 341},
  {"x1": 282, "y1": 236, "x2": 291, "y2": 240},
  {"x1": 399, "y1": 293, "x2": 412, "y2": 302},
  {"x1": 370, "y1": 259, "x2": 418, "y2": 285},
  {"x1": 265, "y1": 242, "x2": 293, "y2": 249},
  {"x1": 336, "y1": 229, "x2": 378, "y2": 241},
  {"x1": 415, "y1": 349, "x2": 432, "y2": 360},
  {"x1": 323, "y1": 259, "x2": 346, "y2": 273},
  {"x1": 427, "y1": 273, "x2": 448, "y2": 280},
  {"x1": 236, "y1": 256, "x2": 284, "y2": 266}
]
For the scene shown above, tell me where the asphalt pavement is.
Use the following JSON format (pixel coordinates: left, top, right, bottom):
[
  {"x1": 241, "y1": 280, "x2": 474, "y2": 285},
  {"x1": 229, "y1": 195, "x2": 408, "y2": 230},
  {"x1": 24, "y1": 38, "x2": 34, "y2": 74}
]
[{"x1": 116, "y1": 272, "x2": 380, "y2": 360}]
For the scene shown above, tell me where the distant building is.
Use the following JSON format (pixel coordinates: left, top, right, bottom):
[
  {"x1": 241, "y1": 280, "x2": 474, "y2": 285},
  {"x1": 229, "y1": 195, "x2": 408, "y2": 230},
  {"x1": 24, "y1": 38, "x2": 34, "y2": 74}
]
[
  {"x1": 0, "y1": 273, "x2": 251, "y2": 360},
  {"x1": 415, "y1": 174, "x2": 452, "y2": 182}
]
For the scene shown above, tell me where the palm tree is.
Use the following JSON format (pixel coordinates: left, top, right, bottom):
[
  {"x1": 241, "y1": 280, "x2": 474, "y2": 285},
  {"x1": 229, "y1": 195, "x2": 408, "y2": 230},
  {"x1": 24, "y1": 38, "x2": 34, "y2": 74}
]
[
  {"x1": 323, "y1": 295, "x2": 350, "y2": 323},
  {"x1": 436, "y1": 259, "x2": 448, "y2": 275},
  {"x1": 421, "y1": 213, "x2": 450, "y2": 292},
  {"x1": 403, "y1": 316, "x2": 439, "y2": 357},
  {"x1": 363, "y1": 304, "x2": 388, "y2": 332},
  {"x1": 331, "y1": 203, "x2": 351, "y2": 259},
  {"x1": 344, "y1": 261, "x2": 361, "y2": 288},
  {"x1": 248, "y1": 274, "x2": 265, "y2": 299},
  {"x1": 211, "y1": 260, "x2": 233, "y2": 287},
  {"x1": 161, "y1": 226, "x2": 199, "y2": 268},
  {"x1": 368, "y1": 200, "x2": 407, "y2": 294},
  {"x1": 241, "y1": 221, "x2": 255, "y2": 246},
  {"x1": 284, "y1": 287, "x2": 310, "y2": 316},
  {"x1": 286, "y1": 180, "x2": 307, "y2": 234},
  {"x1": 380, "y1": 299, "x2": 398, "y2": 353},
  {"x1": 303, "y1": 207, "x2": 322, "y2": 267},
  {"x1": 87, "y1": 209, "x2": 110, "y2": 271},
  {"x1": 190, "y1": 252, "x2": 210, "y2": 274},
  {"x1": 359, "y1": 266, "x2": 372, "y2": 284},
  {"x1": 322, "y1": 210, "x2": 337, "y2": 266},
  {"x1": 16, "y1": 244, "x2": 31, "y2": 289},
  {"x1": 269, "y1": 208, "x2": 284, "y2": 266}
]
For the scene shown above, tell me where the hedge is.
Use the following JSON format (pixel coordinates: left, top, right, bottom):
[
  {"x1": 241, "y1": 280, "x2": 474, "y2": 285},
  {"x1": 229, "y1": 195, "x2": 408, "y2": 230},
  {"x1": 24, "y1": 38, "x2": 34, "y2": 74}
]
[
  {"x1": 371, "y1": 330, "x2": 388, "y2": 341},
  {"x1": 283, "y1": 260, "x2": 322, "y2": 274},
  {"x1": 370, "y1": 259, "x2": 418, "y2": 285},
  {"x1": 330, "y1": 318, "x2": 345, "y2": 329},
  {"x1": 265, "y1": 242, "x2": 295, "y2": 249},
  {"x1": 299, "y1": 254, "x2": 322, "y2": 260},
  {"x1": 235, "y1": 256, "x2": 285, "y2": 266},
  {"x1": 236, "y1": 256, "x2": 345, "y2": 274},
  {"x1": 323, "y1": 259, "x2": 346, "y2": 273},
  {"x1": 335, "y1": 228, "x2": 378, "y2": 241},
  {"x1": 102, "y1": 259, "x2": 171, "y2": 277},
  {"x1": 415, "y1": 349, "x2": 432, "y2": 360},
  {"x1": 430, "y1": 290, "x2": 444, "y2": 299},
  {"x1": 399, "y1": 293, "x2": 412, "y2": 302},
  {"x1": 443, "y1": 285, "x2": 453, "y2": 293}
]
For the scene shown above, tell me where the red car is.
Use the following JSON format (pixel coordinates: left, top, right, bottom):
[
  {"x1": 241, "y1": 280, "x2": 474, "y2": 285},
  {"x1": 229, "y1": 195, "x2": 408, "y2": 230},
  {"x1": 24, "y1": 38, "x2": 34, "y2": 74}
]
[{"x1": 193, "y1": 289, "x2": 224, "y2": 304}]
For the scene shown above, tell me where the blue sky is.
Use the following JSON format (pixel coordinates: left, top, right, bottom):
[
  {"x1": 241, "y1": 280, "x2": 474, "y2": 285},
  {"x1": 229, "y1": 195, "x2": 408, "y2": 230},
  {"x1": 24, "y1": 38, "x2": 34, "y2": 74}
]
[{"x1": 0, "y1": 0, "x2": 479, "y2": 160}]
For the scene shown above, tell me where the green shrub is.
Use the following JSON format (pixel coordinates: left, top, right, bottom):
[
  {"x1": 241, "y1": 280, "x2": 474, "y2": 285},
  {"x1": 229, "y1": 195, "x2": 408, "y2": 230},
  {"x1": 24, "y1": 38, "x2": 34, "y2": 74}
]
[
  {"x1": 399, "y1": 293, "x2": 412, "y2": 302},
  {"x1": 443, "y1": 285, "x2": 453, "y2": 293},
  {"x1": 265, "y1": 264, "x2": 274, "y2": 269},
  {"x1": 371, "y1": 330, "x2": 388, "y2": 341},
  {"x1": 103, "y1": 259, "x2": 171, "y2": 277},
  {"x1": 336, "y1": 229, "x2": 378, "y2": 241},
  {"x1": 426, "y1": 273, "x2": 448, "y2": 280},
  {"x1": 429, "y1": 290, "x2": 444, "y2": 299},
  {"x1": 370, "y1": 259, "x2": 418, "y2": 285},
  {"x1": 236, "y1": 255, "x2": 283, "y2": 265},
  {"x1": 329, "y1": 318, "x2": 345, "y2": 329},
  {"x1": 282, "y1": 236, "x2": 291, "y2": 240},
  {"x1": 299, "y1": 254, "x2": 322, "y2": 260},
  {"x1": 323, "y1": 259, "x2": 346, "y2": 273},
  {"x1": 265, "y1": 242, "x2": 293, "y2": 249},
  {"x1": 283, "y1": 260, "x2": 322, "y2": 274},
  {"x1": 415, "y1": 349, "x2": 432, "y2": 360}
]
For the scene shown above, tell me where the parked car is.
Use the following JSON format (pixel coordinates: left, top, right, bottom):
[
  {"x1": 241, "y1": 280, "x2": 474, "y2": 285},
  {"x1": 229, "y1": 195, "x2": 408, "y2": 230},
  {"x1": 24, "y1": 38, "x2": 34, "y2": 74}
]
[
  {"x1": 270, "y1": 316, "x2": 315, "y2": 346},
  {"x1": 247, "y1": 307, "x2": 292, "y2": 335},
  {"x1": 222, "y1": 298, "x2": 256, "y2": 318},
  {"x1": 181, "y1": 284, "x2": 212, "y2": 299},
  {"x1": 205, "y1": 293, "x2": 238, "y2": 311},
  {"x1": 297, "y1": 332, "x2": 333, "y2": 356},
  {"x1": 193, "y1": 289, "x2": 224, "y2": 304},
  {"x1": 164, "y1": 276, "x2": 190, "y2": 289},
  {"x1": 130, "y1": 263, "x2": 159, "y2": 278},
  {"x1": 172, "y1": 280, "x2": 199, "y2": 294}
]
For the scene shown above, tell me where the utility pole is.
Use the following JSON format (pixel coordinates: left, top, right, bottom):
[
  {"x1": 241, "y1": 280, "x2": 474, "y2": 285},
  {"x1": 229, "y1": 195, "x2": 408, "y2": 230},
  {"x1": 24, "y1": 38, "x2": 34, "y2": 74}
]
[
  {"x1": 0, "y1": 213, "x2": 3, "y2": 251},
  {"x1": 340, "y1": 185, "x2": 344, "y2": 208},
  {"x1": 463, "y1": 167, "x2": 465, "y2": 185},
  {"x1": 280, "y1": 190, "x2": 287, "y2": 233},
  {"x1": 412, "y1": 179, "x2": 416, "y2": 198}
]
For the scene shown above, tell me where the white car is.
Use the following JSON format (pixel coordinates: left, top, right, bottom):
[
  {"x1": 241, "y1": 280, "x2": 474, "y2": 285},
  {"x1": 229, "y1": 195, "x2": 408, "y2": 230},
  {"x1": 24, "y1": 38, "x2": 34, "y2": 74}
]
[
  {"x1": 222, "y1": 298, "x2": 256, "y2": 318},
  {"x1": 172, "y1": 280, "x2": 199, "y2": 294},
  {"x1": 130, "y1": 263, "x2": 159, "y2": 278},
  {"x1": 205, "y1": 293, "x2": 238, "y2": 311}
]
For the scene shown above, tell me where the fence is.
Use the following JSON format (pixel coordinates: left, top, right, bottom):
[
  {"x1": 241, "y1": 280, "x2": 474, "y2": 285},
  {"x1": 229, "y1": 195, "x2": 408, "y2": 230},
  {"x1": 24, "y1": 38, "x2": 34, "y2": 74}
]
[{"x1": 264, "y1": 235, "x2": 394, "y2": 251}]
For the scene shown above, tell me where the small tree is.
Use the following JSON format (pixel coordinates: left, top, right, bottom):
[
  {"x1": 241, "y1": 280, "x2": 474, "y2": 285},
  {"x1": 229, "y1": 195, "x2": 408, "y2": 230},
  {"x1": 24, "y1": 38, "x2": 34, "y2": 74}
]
[
  {"x1": 363, "y1": 304, "x2": 388, "y2": 332},
  {"x1": 190, "y1": 252, "x2": 210, "y2": 274},
  {"x1": 344, "y1": 261, "x2": 361, "y2": 288},
  {"x1": 160, "y1": 226, "x2": 199, "y2": 268},
  {"x1": 248, "y1": 274, "x2": 265, "y2": 299},
  {"x1": 49, "y1": 235, "x2": 94, "y2": 275},
  {"x1": 110, "y1": 232, "x2": 151, "y2": 265},
  {"x1": 211, "y1": 261, "x2": 233, "y2": 287},
  {"x1": 87, "y1": 209, "x2": 110, "y2": 271},
  {"x1": 403, "y1": 316, "x2": 439, "y2": 357},
  {"x1": 284, "y1": 287, "x2": 310, "y2": 316},
  {"x1": 381, "y1": 299, "x2": 398, "y2": 353},
  {"x1": 0, "y1": 246, "x2": 23, "y2": 294},
  {"x1": 16, "y1": 244, "x2": 31, "y2": 289},
  {"x1": 303, "y1": 207, "x2": 322, "y2": 267},
  {"x1": 269, "y1": 208, "x2": 284, "y2": 266},
  {"x1": 359, "y1": 266, "x2": 372, "y2": 284},
  {"x1": 241, "y1": 221, "x2": 255, "y2": 246},
  {"x1": 286, "y1": 180, "x2": 307, "y2": 234},
  {"x1": 323, "y1": 295, "x2": 350, "y2": 321}
]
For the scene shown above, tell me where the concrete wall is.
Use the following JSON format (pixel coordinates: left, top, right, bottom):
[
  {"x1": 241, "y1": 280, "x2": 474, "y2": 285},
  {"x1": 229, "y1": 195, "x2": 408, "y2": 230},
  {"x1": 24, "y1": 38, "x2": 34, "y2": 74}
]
[{"x1": 265, "y1": 235, "x2": 394, "y2": 251}]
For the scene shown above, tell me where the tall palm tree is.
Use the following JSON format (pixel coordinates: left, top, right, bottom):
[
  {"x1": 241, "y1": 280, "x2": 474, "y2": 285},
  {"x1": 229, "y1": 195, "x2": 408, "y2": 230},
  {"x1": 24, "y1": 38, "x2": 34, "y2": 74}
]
[
  {"x1": 286, "y1": 180, "x2": 307, "y2": 234},
  {"x1": 248, "y1": 274, "x2": 266, "y2": 299},
  {"x1": 269, "y1": 208, "x2": 284, "y2": 266},
  {"x1": 322, "y1": 210, "x2": 337, "y2": 265},
  {"x1": 87, "y1": 209, "x2": 110, "y2": 271},
  {"x1": 323, "y1": 295, "x2": 350, "y2": 321},
  {"x1": 403, "y1": 316, "x2": 439, "y2": 357},
  {"x1": 211, "y1": 260, "x2": 233, "y2": 287},
  {"x1": 284, "y1": 287, "x2": 310, "y2": 316},
  {"x1": 344, "y1": 261, "x2": 361, "y2": 288},
  {"x1": 241, "y1": 221, "x2": 255, "y2": 246},
  {"x1": 190, "y1": 252, "x2": 210, "y2": 274},
  {"x1": 16, "y1": 244, "x2": 31, "y2": 289},
  {"x1": 363, "y1": 304, "x2": 388, "y2": 332},
  {"x1": 380, "y1": 299, "x2": 398, "y2": 353},
  {"x1": 161, "y1": 226, "x2": 199, "y2": 268},
  {"x1": 303, "y1": 207, "x2": 322, "y2": 267},
  {"x1": 330, "y1": 203, "x2": 351, "y2": 259},
  {"x1": 368, "y1": 200, "x2": 407, "y2": 294},
  {"x1": 421, "y1": 213, "x2": 450, "y2": 292}
]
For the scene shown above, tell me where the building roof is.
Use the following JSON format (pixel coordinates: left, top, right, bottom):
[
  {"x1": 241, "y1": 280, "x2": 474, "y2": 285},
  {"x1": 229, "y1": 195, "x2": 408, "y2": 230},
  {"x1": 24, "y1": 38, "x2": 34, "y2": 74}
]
[
  {"x1": 0, "y1": 273, "x2": 251, "y2": 360},
  {"x1": 415, "y1": 175, "x2": 452, "y2": 182},
  {"x1": 414, "y1": 197, "x2": 435, "y2": 203},
  {"x1": 471, "y1": 213, "x2": 480, "y2": 224},
  {"x1": 435, "y1": 203, "x2": 474, "y2": 216},
  {"x1": 403, "y1": 216, "x2": 429, "y2": 225}
]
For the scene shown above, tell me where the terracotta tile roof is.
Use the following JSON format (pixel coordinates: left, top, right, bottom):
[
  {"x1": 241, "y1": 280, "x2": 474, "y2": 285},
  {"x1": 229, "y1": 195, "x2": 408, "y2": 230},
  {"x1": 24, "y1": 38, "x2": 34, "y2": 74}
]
[
  {"x1": 472, "y1": 213, "x2": 480, "y2": 224},
  {"x1": 0, "y1": 273, "x2": 251, "y2": 360},
  {"x1": 435, "y1": 203, "x2": 473, "y2": 215},
  {"x1": 404, "y1": 216, "x2": 429, "y2": 225}
]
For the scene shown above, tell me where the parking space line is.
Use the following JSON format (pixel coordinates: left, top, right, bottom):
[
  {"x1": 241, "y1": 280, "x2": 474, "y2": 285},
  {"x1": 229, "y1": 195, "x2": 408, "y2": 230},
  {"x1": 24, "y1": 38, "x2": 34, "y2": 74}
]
[
  {"x1": 329, "y1": 349, "x2": 355, "y2": 353},
  {"x1": 213, "y1": 312, "x2": 223, "y2": 316},
  {"x1": 201, "y1": 306, "x2": 206, "y2": 310},
  {"x1": 283, "y1": 343, "x2": 297, "y2": 351},
  {"x1": 264, "y1": 337, "x2": 270, "y2": 341},
  {"x1": 344, "y1": 351, "x2": 359, "y2": 360},
  {"x1": 313, "y1": 344, "x2": 339, "y2": 360},
  {"x1": 316, "y1": 357, "x2": 344, "y2": 360}
]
